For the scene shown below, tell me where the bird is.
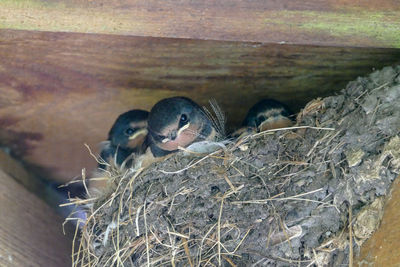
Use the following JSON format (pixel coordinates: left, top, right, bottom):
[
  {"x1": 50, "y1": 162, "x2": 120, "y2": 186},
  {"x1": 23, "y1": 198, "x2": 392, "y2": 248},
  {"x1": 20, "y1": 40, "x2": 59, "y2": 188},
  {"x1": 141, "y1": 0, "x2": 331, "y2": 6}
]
[
  {"x1": 98, "y1": 109, "x2": 149, "y2": 170},
  {"x1": 243, "y1": 99, "x2": 294, "y2": 131},
  {"x1": 232, "y1": 99, "x2": 294, "y2": 138},
  {"x1": 146, "y1": 96, "x2": 219, "y2": 158}
]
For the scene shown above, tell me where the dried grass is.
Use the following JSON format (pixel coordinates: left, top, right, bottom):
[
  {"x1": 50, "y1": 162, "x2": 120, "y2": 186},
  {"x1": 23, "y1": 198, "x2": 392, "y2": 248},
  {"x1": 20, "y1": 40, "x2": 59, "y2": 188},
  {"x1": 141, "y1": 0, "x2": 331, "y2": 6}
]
[{"x1": 67, "y1": 66, "x2": 400, "y2": 266}]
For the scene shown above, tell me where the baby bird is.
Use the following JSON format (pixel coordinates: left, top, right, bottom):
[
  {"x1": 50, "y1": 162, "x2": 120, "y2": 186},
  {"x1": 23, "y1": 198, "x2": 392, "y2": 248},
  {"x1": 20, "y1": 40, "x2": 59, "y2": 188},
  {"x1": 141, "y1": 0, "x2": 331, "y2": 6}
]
[
  {"x1": 242, "y1": 99, "x2": 293, "y2": 132},
  {"x1": 147, "y1": 97, "x2": 218, "y2": 157},
  {"x1": 232, "y1": 99, "x2": 293, "y2": 138},
  {"x1": 99, "y1": 109, "x2": 149, "y2": 169}
]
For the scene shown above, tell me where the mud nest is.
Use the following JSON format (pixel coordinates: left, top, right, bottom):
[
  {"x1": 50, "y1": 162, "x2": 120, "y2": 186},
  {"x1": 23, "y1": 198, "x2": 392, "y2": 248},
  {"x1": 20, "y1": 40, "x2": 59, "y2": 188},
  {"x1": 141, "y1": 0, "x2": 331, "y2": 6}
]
[{"x1": 73, "y1": 66, "x2": 400, "y2": 266}]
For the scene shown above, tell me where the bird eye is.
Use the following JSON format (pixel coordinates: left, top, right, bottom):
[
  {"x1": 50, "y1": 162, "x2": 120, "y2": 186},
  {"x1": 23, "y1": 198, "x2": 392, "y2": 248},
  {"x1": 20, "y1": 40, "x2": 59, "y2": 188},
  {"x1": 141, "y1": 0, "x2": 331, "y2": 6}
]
[
  {"x1": 125, "y1": 128, "x2": 135, "y2": 136},
  {"x1": 178, "y1": 114, "x2": 190, "y2": 129},
  {"x1": 180, "y1": 114, "x2": 188, "y2": 123}
]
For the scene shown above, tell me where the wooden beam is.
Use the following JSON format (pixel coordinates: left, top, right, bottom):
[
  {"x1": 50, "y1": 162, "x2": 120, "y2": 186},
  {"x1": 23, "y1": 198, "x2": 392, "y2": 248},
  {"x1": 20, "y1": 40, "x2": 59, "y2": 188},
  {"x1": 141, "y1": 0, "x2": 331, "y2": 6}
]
[
  {"x1": 0, "y1": 157, "x2": 72, "y2": 266},
  {"x1": 0, "y1": 0, "x2": 399, "y2": 48},
  {"x1": 0, "y1": 150, "x2": 70, "y2": 210},
  {"x1": 358, "y1": 177, "x2": 400, "y2": 265},
  {"x1": 1, "y1": 29, "x2": 400, "y2": 183},
  {"x1": 0, "y1": 150, "x2": 46, "y2": 196}
]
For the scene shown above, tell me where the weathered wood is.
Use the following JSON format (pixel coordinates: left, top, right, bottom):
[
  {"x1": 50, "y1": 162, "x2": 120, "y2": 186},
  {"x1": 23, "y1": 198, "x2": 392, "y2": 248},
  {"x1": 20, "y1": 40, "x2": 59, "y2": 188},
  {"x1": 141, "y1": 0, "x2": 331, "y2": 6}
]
[
  {"x1": 0, "y1": 157, "x2": 72, "y2": 267},
  {"x1": 0, "y1": 150, "x2": 68, "y2": 209},
  {"x1": 358, "y1": 177, "x2": 400, "y2": 266},
  {"x1": 0, "y1": 150, "x2": 42, "y2": 194},
  {"x1": 0, "y1": 29, "x2": 400, "y2": 183},
  {"x1": 0, "y1": 0, "x2": 400, "y2": 48}
]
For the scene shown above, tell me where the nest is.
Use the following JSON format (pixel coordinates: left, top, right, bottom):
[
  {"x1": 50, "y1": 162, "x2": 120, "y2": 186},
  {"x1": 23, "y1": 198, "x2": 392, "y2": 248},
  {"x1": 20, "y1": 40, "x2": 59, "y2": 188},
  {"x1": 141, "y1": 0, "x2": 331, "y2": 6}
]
[{"x1": 72, "y1": 66, "x2": 400, "y2": 266}]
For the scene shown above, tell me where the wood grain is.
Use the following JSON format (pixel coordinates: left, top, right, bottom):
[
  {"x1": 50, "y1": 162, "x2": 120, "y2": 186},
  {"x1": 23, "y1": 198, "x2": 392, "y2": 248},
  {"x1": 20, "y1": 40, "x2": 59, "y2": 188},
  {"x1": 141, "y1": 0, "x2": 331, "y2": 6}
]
[
  {"x1": 0, "y1": 0, "x2": 399, "y2": 47},
  {"x1": 358, "y1": 177, "x2": 400, "y2": 266},
  {"x1": 1, "y1": 29, "x2": 400, "y2": 183},
  {"x1": 0, "y1": 162, "x2": 72, "y2": 267}
]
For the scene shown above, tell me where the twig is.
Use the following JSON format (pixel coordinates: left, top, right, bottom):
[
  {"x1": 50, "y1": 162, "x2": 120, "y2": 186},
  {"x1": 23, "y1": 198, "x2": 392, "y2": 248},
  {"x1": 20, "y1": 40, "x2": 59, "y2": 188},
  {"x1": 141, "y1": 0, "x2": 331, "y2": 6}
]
[
  {"x1": 349, "y1": 204, "x2": 353, "y2": 267},
  {"x1": 217, "y1": 196, "x2": 224, "y2": 266},
  {"x1": 81, "y1": 168, "x2": 91, "y2": 197},
  {"x1": 223, "y1": 173, "x2": 238, "y2": 193},
  {"x1": 144, "y1": 184, "x2": 153, "y2": 267},
  {"x1": 71, "y1": 218, "x2": 81, "y2": 267},
  {"x1": 167, "y1": 231, "x2": 190, "y2": 239},
  {"x1": 222, "y1": 255, "x2": 237, "y2": 267},
  {"x1": 60, "y1": 197, "x2": 97, "y2": 207},
  {"x1": 135, "y1": 205, "x2": 143, "y2": 237},
  {"x1": 182, "y1": 237, "x2": 194, "y2": 267},
  {"x1": 233, "y1": 228, "x2": 251, "y2": 254},
  {"x1": 245, "y1": 125, "x2": 335, "y2": 141},
  {"x1": 159, "y1": 150, "x2": 220, "y2": 174},
  {"x1": 232, "y1": 188, "x2": 322, "y2": 204},
  {"x1": 198, "y1": 224, "x2": 217, "y2": 266},
  {"x1": 84, "y1": 143, "x2": 103, "y2": 164}
]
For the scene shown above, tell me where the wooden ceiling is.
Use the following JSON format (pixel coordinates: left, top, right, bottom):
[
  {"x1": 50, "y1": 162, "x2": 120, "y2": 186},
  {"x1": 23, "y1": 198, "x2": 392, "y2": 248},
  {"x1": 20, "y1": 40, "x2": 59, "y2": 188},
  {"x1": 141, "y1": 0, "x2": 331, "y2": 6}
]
[
  {"x1": 1, "y1": 0, "x2": 400, "y2": 48},
  {"x1": 1, "y1": 0, "x2": 400, "y2": 183}
]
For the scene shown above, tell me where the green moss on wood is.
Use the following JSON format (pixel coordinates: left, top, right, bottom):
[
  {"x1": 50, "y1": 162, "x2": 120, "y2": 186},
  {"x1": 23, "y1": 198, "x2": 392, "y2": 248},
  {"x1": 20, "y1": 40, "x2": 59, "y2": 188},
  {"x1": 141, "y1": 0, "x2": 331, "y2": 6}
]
[
  {"x1": 0, "y1": 0, "x2": 400, "y2": 48},
  {"x1": 262, "y1": 10, "x2": 400, "y2": 48}
]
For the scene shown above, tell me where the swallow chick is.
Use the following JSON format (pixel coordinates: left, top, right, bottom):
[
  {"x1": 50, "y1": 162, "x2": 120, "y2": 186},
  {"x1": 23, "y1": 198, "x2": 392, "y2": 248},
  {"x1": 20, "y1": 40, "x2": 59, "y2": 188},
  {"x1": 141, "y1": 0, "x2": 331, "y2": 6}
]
[
  {"x1": 99, "y1": 109, "x2": 149, "y2": 169},
  {"x1": 147, "y1": 96, "x2": 219, "y2": 157},
  {"x1": 242, "y1": 99, "x2": 294, "y2": 132}
]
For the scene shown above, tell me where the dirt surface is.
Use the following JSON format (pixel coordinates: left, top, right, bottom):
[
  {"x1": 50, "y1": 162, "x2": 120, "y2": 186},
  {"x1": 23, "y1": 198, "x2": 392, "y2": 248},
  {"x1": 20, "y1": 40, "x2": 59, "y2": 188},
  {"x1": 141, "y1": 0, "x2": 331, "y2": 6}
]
[{"x1": 76, "y1": 65, "x2": 400, "y2": 266}]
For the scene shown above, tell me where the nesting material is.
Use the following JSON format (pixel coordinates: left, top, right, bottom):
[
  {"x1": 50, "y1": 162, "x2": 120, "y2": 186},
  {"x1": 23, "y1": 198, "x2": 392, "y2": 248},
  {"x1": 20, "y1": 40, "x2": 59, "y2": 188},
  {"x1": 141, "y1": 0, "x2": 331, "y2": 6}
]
[{"x1": 73, "y1": 66, "x2": 400, "y2": 266}]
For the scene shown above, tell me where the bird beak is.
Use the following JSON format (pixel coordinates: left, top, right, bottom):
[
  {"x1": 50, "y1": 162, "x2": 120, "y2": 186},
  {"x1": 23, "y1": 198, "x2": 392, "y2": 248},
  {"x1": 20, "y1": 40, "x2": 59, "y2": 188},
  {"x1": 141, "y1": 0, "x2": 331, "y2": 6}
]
[
  {"x1": 160, "y1": 123, "x2": 190, "y2": 144},
  {"x1": 177, "y1": 122, "x2": 190, "y2": 137},
  {"x1": 129, "y1": 128, "x2": 148, "y2": 140},
  {"x1": 258, "y1": 121, "x2": 269, "y2": 132}
]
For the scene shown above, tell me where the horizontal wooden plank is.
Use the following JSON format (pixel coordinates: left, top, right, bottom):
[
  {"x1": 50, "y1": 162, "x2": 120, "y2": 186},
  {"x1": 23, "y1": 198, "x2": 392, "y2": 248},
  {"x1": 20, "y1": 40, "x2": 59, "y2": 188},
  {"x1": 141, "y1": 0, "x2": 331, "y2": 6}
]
[
  {"x1": 0, "y1": 0, "x2": 399, "y2": 47},
  {"x1": 0, "y1": 29, "x2": 400, "y2": 183},
  {"x1": 0, "y1": 162, "x2": 72, "y2": 266}
]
